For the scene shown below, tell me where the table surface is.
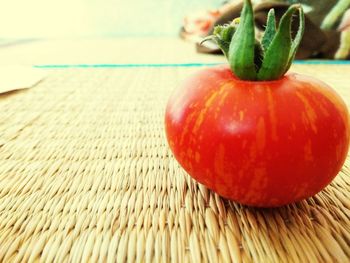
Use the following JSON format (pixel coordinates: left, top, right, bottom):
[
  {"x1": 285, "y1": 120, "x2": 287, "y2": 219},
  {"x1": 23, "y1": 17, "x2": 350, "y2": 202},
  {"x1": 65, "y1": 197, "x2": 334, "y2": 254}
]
[
  {"x1": 0, "y1": 38, "x2": 349, "y2": 263},
  {"x1": 0, "y1": 38, "x2": 226, "y2": 66}
]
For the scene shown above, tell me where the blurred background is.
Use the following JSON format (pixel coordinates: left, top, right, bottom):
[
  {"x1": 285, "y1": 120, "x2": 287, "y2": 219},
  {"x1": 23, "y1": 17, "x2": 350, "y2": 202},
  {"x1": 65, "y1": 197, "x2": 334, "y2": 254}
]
[
  {"x1": 0, "y1": 0, "x2": 222, "y2": 38},
  {"x1": 0, "y1": 0, "x2": 349, "y2": 64}
]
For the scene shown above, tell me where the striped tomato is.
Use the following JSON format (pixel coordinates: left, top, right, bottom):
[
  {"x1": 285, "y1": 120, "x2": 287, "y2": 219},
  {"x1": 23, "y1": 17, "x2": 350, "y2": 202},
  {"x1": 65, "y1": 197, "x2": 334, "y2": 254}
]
[
  {"x1": 165, "y1": 0, "x2": 350, "y2": 206},
  {"x1": 165, "y1": 66, "x2": 349, "y2": 206}
]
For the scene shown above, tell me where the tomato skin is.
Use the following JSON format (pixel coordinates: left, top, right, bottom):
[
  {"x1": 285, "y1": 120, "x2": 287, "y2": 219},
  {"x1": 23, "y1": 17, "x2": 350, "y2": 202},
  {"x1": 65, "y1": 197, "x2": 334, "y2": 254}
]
[{"x1": 165, "y1": 65, "x2": 350, "y2": 207}]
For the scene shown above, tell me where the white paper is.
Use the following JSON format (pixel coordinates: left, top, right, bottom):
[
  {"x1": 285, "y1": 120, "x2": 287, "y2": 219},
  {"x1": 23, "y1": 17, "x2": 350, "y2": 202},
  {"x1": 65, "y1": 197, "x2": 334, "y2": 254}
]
[{"x1": 0, "y1": 66, "x2": 46, "y2": 94}]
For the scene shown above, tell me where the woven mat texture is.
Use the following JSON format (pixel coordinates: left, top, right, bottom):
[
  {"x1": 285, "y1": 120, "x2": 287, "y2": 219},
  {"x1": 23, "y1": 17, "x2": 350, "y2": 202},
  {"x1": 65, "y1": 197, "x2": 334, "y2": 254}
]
[{"x1": 0, "y1": 65, "x2": 349, "y2": 263}]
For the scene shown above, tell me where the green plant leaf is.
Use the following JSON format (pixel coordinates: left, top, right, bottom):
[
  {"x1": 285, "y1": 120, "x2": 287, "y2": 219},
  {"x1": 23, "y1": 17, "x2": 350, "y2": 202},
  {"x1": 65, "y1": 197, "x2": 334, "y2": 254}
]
[{"x1": 321, "y1": 0, "x2": 350, "y2": 30}]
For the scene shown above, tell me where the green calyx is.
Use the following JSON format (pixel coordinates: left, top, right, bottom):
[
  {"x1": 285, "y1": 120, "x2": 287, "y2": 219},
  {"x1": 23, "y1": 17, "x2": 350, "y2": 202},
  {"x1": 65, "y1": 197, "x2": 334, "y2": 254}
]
[{"x1": 209, "y1": 0, "x2": 305, "y2": 81}]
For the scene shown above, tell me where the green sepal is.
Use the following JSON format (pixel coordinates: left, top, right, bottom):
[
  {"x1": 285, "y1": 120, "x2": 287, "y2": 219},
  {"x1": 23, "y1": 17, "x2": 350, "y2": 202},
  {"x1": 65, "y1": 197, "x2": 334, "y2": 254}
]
[
  {"x1": 284, "y1": 7, "x2": 305, "y2": 74},
  {"x1": 257, "y1": 5, "x2": 302, "y2": 81},
  {"x1": 228, "y1": 0, "x2": 257, "y2": 80},
  {"x1": 254, "y1": 41, "x2": 264, "y2": 71},
  {"x1": 212, "y1": 24, "x2": 237, "y2": 58},
  {"x1": 203, "y1": 0, "x2": 305, "y2": 82},
  {"x1": 261, "y1": 9, "x2": 277, "y2": 52}
]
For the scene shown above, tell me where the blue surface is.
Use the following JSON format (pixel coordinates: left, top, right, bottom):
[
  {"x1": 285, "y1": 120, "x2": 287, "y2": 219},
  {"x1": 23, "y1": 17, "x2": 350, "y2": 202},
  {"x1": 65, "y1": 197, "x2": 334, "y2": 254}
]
[
  {"x1": 34, "y1": 60, "x2": 350, "y2": 69},
  {"x1": 294, "y1": 60, "x2": 350, "y2": 65},
  {"x1": 34, "y1": 63, "x2": 222, "y2": 68}
]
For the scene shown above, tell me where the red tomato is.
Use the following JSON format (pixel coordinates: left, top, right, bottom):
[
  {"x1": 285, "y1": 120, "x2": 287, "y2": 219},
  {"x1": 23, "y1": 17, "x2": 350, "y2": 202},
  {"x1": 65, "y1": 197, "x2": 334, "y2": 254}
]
[{"x1": 165, "y1": 65, "x2": 350, "y2": 207}]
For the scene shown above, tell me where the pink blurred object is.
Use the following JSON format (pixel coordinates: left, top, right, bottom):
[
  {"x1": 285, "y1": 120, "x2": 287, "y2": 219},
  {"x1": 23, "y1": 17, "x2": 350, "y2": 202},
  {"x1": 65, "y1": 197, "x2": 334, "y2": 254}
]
[{"x1": 183, "y1": 10, "x2": 221, "y2": 36}]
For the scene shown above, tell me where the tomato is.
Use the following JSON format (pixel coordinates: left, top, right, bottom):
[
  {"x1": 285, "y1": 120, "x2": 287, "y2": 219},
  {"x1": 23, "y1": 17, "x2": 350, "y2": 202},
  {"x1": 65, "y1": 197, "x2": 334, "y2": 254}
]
[
  {"x1": 165, "y1": 65, "x2": 350, "y2": 207},
  {"x1": 165, "y1": 0, "x2": 350, "y2": 207}
]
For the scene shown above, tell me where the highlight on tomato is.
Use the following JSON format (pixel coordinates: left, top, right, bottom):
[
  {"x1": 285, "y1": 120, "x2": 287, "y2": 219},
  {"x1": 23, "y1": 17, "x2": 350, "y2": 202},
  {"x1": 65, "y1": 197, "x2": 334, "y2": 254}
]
[{"x1": 165, "y1": 0, "x2": 350, "y2": 207}]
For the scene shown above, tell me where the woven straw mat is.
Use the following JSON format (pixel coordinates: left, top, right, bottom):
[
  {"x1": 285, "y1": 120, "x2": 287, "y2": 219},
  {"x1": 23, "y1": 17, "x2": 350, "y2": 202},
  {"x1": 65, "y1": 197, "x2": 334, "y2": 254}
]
[{"x1": 0, "y1": 64, "x2": 349, "y2": 263}]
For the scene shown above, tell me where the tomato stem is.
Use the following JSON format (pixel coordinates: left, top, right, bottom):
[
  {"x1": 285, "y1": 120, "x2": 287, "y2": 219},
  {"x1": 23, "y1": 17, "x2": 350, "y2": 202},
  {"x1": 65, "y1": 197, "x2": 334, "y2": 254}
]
[{"x1": 209, "y1": 0, "x2": 305, "y2": 81}]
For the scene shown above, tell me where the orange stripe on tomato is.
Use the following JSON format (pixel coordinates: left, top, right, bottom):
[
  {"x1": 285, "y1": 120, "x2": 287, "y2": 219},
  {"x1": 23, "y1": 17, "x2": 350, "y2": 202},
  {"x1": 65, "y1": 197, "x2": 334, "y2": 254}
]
[
  {"x1": 295, "y1": 91, "x2": 318, "y2": 134},
  {"x1": 193, "y1": 90, "x2": 220, "y2": 133}
]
